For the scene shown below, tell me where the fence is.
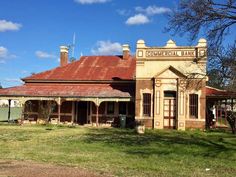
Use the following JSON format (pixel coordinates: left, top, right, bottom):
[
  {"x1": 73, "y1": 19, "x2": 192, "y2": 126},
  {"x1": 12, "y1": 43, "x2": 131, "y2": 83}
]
[{"x1": 0, "y1": 107, "x2": 22, "y2": 122}]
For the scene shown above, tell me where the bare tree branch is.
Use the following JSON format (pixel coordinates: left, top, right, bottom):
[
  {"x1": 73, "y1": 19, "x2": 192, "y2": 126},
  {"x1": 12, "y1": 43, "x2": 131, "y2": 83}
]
[
  {"x1": 166, "y1": 0, "x2": 236, "y2": 47},
  {"x1": 208, "y1": 42, "x2": 236, "y2": 89}
]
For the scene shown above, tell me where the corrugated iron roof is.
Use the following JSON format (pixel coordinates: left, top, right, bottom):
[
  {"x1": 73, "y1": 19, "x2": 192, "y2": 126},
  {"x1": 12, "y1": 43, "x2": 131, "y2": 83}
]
[
  {"x1": 23, "y1": 56, "x2": 136, "y2": 82},
  {"x1": 0, "y1": 83, "x2": 134, "y2": 98},
  {"x1": 206, "y1": 86, "x2": 236, "y2": 97}
]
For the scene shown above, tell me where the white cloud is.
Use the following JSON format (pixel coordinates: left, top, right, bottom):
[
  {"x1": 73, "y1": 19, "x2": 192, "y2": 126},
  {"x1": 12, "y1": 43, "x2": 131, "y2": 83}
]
[
  {"x1": 0, "y1": 20, "x2": 22, "y2": 32},
  {"x1": 91, "y1": 40, "x2": 122, "y2": 55},
  {"x1": 126, "y1": 14, "x2": 150, "y2": 25},
  {"x1": 135, "y1": 6, "x2": 171, "y2": 16},
  {"x1": 35, "y1": 51, "x2": 57, "y2": 59},
  {"x1": 124, "y1": 5, "x2": 171, "y2": 26},
  {"x1": 4, "y1": 78, "x2": 23, "y2": 84},
  {"x1": 0, "y1": 46, "x2": 16, "y2": 63},
  {"x1": 0, "y1": 46, "x2": 8, "y2": 58},
  {"x1": 74, "y1": 0, "x2": 110, "y2": 4},
  {"x1": 0, "y1": 46, "x2": 7, "y2": 63}
]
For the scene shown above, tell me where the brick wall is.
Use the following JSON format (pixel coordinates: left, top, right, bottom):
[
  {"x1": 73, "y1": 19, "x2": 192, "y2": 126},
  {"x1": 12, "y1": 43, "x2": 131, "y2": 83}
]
[
  {"x1": 135, "y1": 79, "x2": 153, "y2": 117},
  {"x1": 185, "y1": 120, "x2": 205, "y2": 129}
]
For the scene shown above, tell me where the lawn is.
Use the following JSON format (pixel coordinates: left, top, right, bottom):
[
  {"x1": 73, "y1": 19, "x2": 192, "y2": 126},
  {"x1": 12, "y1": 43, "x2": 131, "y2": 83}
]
[{"x1": 0, "y1": 124, "x2": 235, "y2": 177}]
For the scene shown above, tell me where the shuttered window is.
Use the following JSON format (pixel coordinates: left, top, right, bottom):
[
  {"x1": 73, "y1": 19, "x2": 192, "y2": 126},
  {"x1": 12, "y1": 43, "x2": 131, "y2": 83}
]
[
  {"x1": 189, "y1": 94, "x2": 198, "y2": 118},
  {"x1": 143, "y1": 93, "x2": 151, "y2": 117}
]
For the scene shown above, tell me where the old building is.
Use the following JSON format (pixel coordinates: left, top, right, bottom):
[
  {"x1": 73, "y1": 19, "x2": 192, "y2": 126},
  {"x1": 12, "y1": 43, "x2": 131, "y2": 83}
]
[
  {"x1": 0, "y1": 45, "x2": 135, "y2": 126},
  {"x1": 135, "y1": 39, "x2": 207, "y2": 130},
  {"x1": 0, "y1": 38, "x2": 212, "y2": 130}
]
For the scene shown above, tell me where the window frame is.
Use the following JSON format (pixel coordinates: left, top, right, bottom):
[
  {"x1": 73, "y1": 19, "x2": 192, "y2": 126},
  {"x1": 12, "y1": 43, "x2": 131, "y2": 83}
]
[
  {"x1": 143, "y1": 93, "x2": 151, "y2": 117},
  {"x1": 189, "y1": 94, "x2": 198, "y2": 118}
]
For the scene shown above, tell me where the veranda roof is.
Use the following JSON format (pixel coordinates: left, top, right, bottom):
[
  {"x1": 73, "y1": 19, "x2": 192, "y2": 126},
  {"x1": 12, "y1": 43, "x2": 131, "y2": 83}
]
[
  {"x1": 0, "y1": 83, "x2": 134, "y2": 98},
  {"x1": 206, "y1": 86, "x2": 236, "y2": 99}
]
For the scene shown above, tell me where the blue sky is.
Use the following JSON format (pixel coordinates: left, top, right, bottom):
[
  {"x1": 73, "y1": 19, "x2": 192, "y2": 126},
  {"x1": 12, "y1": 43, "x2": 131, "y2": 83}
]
[{"x1": 0, "y1": 0, "x2": 235, "y2": 87}]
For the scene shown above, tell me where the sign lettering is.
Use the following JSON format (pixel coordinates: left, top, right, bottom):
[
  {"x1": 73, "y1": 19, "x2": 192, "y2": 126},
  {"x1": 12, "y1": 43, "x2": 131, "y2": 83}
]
[{"x1": 146, "y1": 50, "x2": 195, "y2": 57}]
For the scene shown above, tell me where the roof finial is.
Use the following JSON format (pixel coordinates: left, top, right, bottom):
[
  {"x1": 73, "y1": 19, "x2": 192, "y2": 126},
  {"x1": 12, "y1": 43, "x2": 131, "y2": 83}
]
[{"x1": 165, "y1": 39, "x2": 176, "y2": 47}]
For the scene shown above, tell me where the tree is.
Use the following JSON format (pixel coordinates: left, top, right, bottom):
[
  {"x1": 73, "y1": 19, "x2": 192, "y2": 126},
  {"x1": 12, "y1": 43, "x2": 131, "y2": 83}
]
[
  {"x1": 166, "y1": 0, "x2": 236, "y2": 89},
  {"x1": 166, "y1": 0, "x2": 236, "y2": 47},
  {"x1": 207, "y1": 43, "x2": 236, "y2": 134},
  {"x1": 167, "y1": 0, "x2": 236, "y2": 133},
  {"x1": 227, "y1": 110, "x2": 236, "y2": 134},
  {"x1": 38, "y1": 100, "x2": 57, "y2": 123},
  {"x1": 207, "y1": 42, "x2": 236, "y2": 90},
  {"x1": 207, "y1": 69, "x2": 224, "y2": 89}
]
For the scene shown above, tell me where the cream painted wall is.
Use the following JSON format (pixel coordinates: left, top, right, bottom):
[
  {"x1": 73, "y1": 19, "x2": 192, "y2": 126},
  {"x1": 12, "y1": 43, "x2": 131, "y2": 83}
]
[
  {"x1": 136, "y1": 39, "x2": 207, "y2": 79},
  {"x1": 135, "y1": 39, "x2": 207, "y2": 130},
  {"x1": 136, "y1": 60, "x2": 206, "y2": 79}
]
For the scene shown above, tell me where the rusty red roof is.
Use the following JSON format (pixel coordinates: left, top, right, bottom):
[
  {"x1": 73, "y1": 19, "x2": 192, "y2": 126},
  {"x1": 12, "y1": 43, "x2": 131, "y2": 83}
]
[
  {"x1": 206, "y1": 86, "x2": 236, "y2": 98},
  {"x1": 23, "y1": 56, "x2": 136, "y2": 82},
  {"x1": 0, "y1": 83, "x2": 134, "y2": 98}
]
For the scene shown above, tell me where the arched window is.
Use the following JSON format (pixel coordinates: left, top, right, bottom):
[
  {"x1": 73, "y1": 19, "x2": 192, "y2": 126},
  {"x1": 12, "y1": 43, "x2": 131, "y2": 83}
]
[{"x1": 189, "y1": 94, "x2": 198, "y2": 118}]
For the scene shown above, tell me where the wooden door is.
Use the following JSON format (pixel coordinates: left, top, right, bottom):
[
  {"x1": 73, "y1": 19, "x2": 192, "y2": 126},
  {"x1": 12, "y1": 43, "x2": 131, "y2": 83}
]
[{"x1": 164, "y1": 98, "x2": 176, "y2": 129}]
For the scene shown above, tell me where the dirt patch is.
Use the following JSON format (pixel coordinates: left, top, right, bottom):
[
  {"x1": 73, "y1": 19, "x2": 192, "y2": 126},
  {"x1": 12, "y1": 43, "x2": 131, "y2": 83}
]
[{"x1": 0, "y1": 160, "x2": 105, "y2": 177}]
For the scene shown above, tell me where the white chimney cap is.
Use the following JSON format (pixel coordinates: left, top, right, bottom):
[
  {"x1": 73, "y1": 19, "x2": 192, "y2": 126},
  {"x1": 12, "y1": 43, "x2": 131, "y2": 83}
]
[
  {"x1": 122, "y1": 44, "x2": 130, "y2": 51},
  {"x1": 60, "y1": 45, "x2": 69, "y2": 53}
]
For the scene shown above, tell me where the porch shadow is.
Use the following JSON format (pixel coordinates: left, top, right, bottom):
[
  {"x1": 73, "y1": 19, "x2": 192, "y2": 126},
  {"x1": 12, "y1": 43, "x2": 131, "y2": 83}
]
[
  {"x1": 82, "y1": 128, "x2": 236, "y2": 159},
  {"x1": 109, "y1": 81, "x2": 135, "y2": 97}
]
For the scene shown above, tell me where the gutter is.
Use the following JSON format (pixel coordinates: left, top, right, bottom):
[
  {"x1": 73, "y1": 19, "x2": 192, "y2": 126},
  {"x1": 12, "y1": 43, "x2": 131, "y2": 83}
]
[{"x1": 22, "y1": 80, "x2": 136, "y2": 84}]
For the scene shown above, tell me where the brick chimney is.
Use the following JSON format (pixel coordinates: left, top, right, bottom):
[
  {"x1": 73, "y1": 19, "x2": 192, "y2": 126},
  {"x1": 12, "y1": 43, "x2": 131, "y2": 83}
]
[
  {"x1": 60, "y1": 46, "x2": 69, "y2": 67},
  {"x1": 122, "y1": 44, "x2": 130, "y2": 60}
]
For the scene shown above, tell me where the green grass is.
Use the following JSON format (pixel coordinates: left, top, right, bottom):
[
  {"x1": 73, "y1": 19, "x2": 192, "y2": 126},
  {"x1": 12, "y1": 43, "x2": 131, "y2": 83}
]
[{"x1": 0, "y1": 124, "x2": 235, "y2": 177}]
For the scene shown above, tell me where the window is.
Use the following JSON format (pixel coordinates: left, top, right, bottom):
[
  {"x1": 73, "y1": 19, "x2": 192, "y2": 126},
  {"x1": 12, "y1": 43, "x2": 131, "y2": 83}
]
[
  {"x1": 189, "y1": 94, "x2": 198, "y2": 118},
  {"x1": 119, "y1": 102, "x2": 127, "y2": 115},
  {"x1": 143, "y1": 93, "x2": 151, "y2": 116},
  {"x1": 107, "y1": 102, "x2": 114, "y2": 115}
]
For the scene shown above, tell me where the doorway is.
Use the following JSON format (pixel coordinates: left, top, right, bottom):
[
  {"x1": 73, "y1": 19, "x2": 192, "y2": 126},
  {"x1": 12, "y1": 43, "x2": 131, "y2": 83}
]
[
  {"x1": 163, "y1": 91, "x2": 176, "y2": 129},
  {"x1": 77, "y1": 101, "x2": 87, "y2": 125}
]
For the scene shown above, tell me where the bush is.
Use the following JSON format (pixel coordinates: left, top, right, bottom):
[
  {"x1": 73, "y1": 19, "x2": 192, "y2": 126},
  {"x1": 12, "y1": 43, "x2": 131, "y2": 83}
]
[{"x1": 226, "y1": 111, "x2": 236, "y2": 134}]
